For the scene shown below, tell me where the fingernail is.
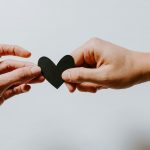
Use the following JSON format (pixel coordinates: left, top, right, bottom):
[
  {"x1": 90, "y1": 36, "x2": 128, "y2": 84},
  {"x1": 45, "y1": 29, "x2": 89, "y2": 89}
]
[
  {"x1": 26, "y1": 51, "x2": 32, "y2": 57},
  {"x1": 24, "y1": 50, "x2": 32, "y2": 58},
  {"x1": 31, "y1": 66, "x2": 41, "y2": 74},
  {"x1": 62, "y1": 70, "x2": 70, "y2": 81}
]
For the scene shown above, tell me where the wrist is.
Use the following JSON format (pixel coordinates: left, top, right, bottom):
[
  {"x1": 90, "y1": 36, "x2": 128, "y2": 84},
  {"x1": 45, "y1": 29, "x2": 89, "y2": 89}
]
[{"x1": 131, "y1": 51, "x2": 150, "y2": 83}]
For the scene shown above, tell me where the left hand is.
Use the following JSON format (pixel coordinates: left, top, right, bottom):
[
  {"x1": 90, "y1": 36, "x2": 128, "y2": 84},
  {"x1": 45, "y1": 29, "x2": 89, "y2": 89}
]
[{"x1": 0, "y1": 44, "x2": 45, "y2": 104}]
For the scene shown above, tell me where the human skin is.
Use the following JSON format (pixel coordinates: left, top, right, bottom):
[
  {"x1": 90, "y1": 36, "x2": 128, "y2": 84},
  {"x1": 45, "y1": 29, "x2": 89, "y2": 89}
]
[
  {"x1": 0, "y1": 44, "x2": 45, "y2": 104},
  {"x1": 62, "y1": 37, "x2": 150, "y2": 93}
]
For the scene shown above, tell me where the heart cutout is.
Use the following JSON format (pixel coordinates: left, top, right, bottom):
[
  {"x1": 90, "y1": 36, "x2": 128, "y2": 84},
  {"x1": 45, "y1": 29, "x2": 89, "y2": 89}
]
[{"x1": 38, "y1": 55, "x2": 75, "y2": 89}]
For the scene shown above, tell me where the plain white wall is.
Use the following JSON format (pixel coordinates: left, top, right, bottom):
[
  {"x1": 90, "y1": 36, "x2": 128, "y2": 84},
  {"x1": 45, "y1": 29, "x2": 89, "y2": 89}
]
[{"x1": 0, "y1": 0, "x2": 150, "y2": 150}]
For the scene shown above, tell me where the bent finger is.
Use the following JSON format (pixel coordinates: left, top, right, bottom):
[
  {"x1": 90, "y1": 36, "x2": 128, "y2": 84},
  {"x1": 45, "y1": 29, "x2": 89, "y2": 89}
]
[
  {"x1": 2, "y1": 84, "x2": 31, "y2": 101},
  {"x1": 78, "y1": 82, "x2": 102, "y2": 88},
  {"x1": 65, "y1": 82, "x2": 76, "y2": 93},
  {"x1": 28, "y1": 75, "x2": 45, "y2": 84},
  {"x1": 64, "y1": 82, "x2": 102, "y2": 93},
  {"x1": 76, "y1": 84, "x2": 98, "y2": 93}
]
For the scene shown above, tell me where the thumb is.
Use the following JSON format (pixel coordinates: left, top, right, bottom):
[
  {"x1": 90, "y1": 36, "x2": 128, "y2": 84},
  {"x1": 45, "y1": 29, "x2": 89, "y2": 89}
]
[{"x1": 62, "y1": 67, "x2": 100, "y2": 84}]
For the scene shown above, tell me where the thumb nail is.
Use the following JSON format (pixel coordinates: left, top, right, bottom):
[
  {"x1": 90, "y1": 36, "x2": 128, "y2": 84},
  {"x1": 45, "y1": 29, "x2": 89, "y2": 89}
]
[{"x1": 62, "y1": 70, "x2": 70, "y2": 81}]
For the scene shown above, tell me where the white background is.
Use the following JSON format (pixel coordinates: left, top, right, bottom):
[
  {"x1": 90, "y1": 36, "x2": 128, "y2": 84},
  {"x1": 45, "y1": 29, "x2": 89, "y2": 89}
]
[{"x1": 0, "y1": 0, "x2": 150, "y2": 150}]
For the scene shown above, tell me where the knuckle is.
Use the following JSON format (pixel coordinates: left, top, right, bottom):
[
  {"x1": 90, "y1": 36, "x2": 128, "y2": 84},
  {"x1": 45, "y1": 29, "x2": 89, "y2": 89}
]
[
  {"x1": 3, "y1": 59, "x2": 13, "y2": 69},
  {"x1": 89, "y1": 37, "x2": 100, "y2": 45},
  {"x1": 90, "y1": 37, "x2": 99, "y2": 41},
  {"x1": 18, "y1": 68, "x2": 33, "y2": 80},
  {"x1": 11, "y1": 45, "x2": 21, "y2": 55},
  {"x1": 12, "y1": 45, "x2": 18, "y2": 54},
  {"x1": 11, "y1": 88, "x2": 17, "y2": 95},
  {"x1": 14, "y1": 86, "x2": 23, "y2": 94}
]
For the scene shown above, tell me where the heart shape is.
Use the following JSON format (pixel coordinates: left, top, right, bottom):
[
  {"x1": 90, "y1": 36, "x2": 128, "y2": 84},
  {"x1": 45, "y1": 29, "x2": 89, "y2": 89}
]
[{"x1": 38, "y1": 55, "x2": 75, "y2": 89}]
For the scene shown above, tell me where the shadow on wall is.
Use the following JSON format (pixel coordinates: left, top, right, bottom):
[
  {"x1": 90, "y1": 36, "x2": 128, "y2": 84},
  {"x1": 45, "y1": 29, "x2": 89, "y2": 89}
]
[
  {"x1": 136, "y1": 141, "x2": 150, "y2": 150},
  {"x1": 132, "y1": 134, "x2": 150, "y2": 150}
]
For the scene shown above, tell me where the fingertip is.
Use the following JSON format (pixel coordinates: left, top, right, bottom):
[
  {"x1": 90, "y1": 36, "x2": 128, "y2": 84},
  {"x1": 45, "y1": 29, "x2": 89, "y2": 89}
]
[
  {"x1": 65, "y1": 83, "x2": 76, "y2": 93},
  {"x1": 15, "y1": 45, "x2": 32, "y2": 58},
  {"x1": 27, "y1": 75, "x2": 45, "y2": 84},
  {"x1": 25, "y1": 51, "x2": 32, "y2": 58},
  {"x1": 23, "y1": 84, "x2": 31, "y2": 92},
  {"x1": 62, "y1": 70, "x2": 70, "y2": 82},
  {"x1": 38, "y1": 76, "x2": 45, "y2": 82},
  {"x1": 22, "y1": 50, "x2": 31, "y2": 58},
  {"x1": 31, "y1": 66, "x2": 41, "y2": 75},
  {"x1": 70, "y1": 87, "x2": 76, "y2": 93}
]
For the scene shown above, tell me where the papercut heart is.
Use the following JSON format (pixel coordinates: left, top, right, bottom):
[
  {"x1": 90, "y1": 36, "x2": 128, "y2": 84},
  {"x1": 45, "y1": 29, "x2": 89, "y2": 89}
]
[{"x1": 38, "y1": 55, "x2": 75, "y2": 89}]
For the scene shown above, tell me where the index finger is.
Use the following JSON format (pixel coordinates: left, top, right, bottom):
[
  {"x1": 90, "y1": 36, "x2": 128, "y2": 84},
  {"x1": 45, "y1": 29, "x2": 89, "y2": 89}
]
[
  {"x1": 71, "y1": 38, "x2": 100, "y2": 67},
  {"x1": 0, "y1": 44, "x2": 31, "y2": 58},
  {"x1": 0, "y1": 66, "x2": 41, "y2": 89},
  {"x1": 71, "y1": 45, "x2": 85, "y2": 66}
]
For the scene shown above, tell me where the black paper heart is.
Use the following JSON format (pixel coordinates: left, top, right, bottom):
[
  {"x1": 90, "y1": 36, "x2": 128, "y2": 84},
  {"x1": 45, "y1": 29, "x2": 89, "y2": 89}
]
[{"x1": 38, "y1": 55, "x2": 75, "y2": 89}]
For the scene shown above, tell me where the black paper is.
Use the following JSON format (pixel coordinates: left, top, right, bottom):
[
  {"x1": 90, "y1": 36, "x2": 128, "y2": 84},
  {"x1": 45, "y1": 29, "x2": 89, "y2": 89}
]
[{"x1": 38, "y1": 55, "x2": 75, "y2": 89}]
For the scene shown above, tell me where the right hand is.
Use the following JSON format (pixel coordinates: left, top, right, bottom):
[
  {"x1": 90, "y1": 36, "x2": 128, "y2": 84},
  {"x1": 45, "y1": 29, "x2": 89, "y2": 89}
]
[
  {"x1": 62, "y1": 38, "x2": 150, "y2": 93},
  {"x1": 0, "y1": 44, "x2": 45, "y2": 104}
]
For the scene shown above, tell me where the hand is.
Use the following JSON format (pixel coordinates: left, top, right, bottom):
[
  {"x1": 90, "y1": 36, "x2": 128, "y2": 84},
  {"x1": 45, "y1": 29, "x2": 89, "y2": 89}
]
[
  {"x1": 0, "y1": 44, "x2": 45, "y2": 104},
  {"x1": 62, "y1": 38, "x2": 150, "y2": 93}
]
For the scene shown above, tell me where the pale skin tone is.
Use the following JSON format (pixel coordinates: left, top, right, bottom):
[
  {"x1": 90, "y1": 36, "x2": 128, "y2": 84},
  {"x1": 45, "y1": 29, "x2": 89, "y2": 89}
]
[
  {"x1": 0, "y1": 44, "x2": 45, "y2": 105},
  {"x1": 62, "y1": 37, "x2": 150, "y2": 93},
  {"x1": 2, "y1": 38, "x2": 149, "y2": 104}
]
